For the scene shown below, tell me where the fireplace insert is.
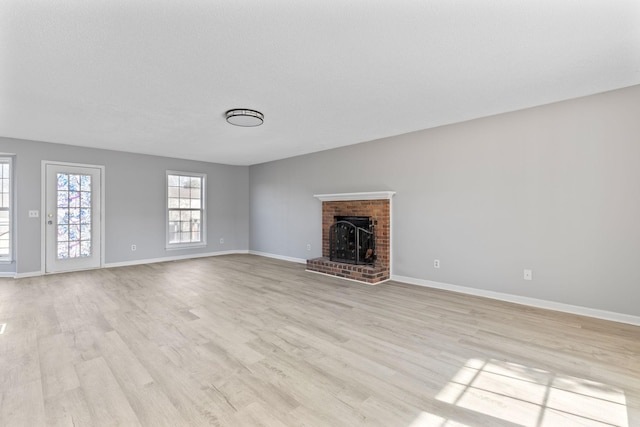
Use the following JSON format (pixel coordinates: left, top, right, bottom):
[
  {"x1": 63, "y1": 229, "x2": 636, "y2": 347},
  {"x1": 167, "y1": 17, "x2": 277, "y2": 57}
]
[{"x1": 329, "y1": 216, "x2": 375, "y2": 265}]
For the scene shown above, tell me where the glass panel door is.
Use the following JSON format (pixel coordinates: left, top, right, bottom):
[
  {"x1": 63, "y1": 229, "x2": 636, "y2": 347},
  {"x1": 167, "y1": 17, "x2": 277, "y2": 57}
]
[{"x1": 45, "y1": 164, "x2": 102, "y2": 273}]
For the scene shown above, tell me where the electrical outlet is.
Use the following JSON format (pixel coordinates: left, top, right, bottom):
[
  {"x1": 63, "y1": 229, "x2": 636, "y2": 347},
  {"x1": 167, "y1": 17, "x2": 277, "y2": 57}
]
[
  {"x1": 434, "y1": 259, "x2": 440, "y2": 268},
  {"x1": 524, "y1": 269, "x2": 532, "y2": 280},
  {"x1": 306, "y1": 243, "x2": 311, "y2": 251},
  {"x1": 131, "y1": 244, "x2": 136, "y2": 251},
  {"x1": 219, "y1": 238, "x2": 224, "y2": 244},
  {"x1": 28, "y1": 210, "x2": 39, "y2": 218}
]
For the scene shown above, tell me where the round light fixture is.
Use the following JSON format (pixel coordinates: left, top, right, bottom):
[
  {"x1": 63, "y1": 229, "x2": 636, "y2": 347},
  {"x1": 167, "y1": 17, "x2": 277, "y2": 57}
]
[{"x1": 225, "y1": 109, "x2": 264, "y2": 127}]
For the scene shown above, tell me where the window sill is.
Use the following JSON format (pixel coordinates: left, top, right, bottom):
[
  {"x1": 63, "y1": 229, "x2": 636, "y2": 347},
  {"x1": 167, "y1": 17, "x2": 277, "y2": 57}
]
[{"x1": 165, "y1": 243, "x2": 207, "y2": 251}]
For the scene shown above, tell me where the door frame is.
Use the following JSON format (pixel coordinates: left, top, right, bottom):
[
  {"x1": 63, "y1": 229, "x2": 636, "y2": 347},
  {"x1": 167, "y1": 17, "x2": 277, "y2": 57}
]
[{"x1": 40, "y1": 160, "x2": 106, "y2": 274}]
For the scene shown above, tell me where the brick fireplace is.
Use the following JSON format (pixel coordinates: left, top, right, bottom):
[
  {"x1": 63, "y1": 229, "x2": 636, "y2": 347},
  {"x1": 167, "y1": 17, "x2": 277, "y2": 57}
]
[{"x1": 306, "y1": 191, "x2": 395, "y2": 284}]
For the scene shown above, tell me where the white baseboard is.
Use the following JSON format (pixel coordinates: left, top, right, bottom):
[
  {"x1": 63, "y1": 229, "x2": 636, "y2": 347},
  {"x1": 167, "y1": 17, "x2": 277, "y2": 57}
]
[
  {"x1": 392, "y1": 274, "x2": 640, "y2": 327},
  {"x1": 0, "y1": 272, "x2": 16, "y2": 278},
  {"x1": 14, "y1": 271, "x2": 43, "y2": 279},
  {"x1": 248, "y1": 250, "x2": 307, "y2": 264},
  {"x1": 104, "y1": 250, "x2": 249, "y2": 269},
  {"x1": 11, "y1": 250, "x2": 249, "y2": 278}
]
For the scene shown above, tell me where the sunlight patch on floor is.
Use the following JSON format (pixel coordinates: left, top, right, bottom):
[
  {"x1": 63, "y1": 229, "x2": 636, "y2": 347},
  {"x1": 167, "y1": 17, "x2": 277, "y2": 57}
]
[{"x1": 426, "y1": 358, "x2": 628, "y2": 427}]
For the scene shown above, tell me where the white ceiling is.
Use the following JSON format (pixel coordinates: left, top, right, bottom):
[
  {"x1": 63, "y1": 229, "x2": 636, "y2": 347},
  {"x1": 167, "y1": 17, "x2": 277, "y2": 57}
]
[{"x1": 1, "y1": 1, "x2": 639, "y2": 166}]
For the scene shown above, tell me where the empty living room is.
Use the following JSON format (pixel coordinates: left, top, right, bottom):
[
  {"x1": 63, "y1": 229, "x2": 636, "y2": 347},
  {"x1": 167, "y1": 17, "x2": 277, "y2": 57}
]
[{"x1": 1, "y1": 1, "x2": 639, "y2": 426}]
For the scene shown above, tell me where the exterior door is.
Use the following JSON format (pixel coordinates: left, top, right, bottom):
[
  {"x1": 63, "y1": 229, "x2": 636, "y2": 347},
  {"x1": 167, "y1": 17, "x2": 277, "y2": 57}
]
[{"x1": 45, "y1": 163, "x2": 102, "y2": 273}]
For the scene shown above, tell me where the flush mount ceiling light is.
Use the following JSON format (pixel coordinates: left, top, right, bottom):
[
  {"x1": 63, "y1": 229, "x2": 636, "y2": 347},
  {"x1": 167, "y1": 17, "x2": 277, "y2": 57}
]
[{"x1": 225, "y1": 109, "x2": 264, "y2": 127}]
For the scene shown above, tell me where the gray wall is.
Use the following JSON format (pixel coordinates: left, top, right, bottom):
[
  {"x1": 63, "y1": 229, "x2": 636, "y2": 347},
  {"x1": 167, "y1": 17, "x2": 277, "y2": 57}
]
[
  {"x1": 0, "y1": 138, "x2": 249, "y2": 274},
  {"x1": 249, "y1": 85, "x2": 640, "y2": 317},
  {"x1": 2, "y1": 86, "x2": 639, "y2": 316}
]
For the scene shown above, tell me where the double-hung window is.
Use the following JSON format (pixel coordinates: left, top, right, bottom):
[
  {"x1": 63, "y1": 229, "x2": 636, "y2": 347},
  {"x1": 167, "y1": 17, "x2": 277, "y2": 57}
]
[
  {"x1": 0, "y1": 158, "x2": 12, "y2": 262},
  {"x1": 166, "y1": 171, "x2": 206, "y2": 248}
]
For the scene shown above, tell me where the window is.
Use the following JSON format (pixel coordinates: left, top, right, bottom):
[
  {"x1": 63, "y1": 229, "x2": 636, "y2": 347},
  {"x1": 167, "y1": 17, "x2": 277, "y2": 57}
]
[
  {"x1": 55, "y1": 172, "x2": 93, "y2": 259},
  {"x1": 0, "y1": 158, "x2": 12, "y2": 261},
  {"x1": 167, "y1": 171, "x2": 205, "y2": 248}
]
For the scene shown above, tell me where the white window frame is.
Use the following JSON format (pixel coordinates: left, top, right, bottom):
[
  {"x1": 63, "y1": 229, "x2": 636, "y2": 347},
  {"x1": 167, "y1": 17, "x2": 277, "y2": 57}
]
[
  {"x1": 0, "y1": 157, "x2": 13, "y2": 263},
  {"x1": 166, "y1": 171, "x2": 206, "y2": 250}
]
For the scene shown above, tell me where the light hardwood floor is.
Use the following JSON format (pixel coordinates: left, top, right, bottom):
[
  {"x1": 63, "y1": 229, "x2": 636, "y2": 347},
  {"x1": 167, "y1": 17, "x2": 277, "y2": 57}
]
[{"x1": 1, "y1": 254, "x2": 639, "y2": 426}]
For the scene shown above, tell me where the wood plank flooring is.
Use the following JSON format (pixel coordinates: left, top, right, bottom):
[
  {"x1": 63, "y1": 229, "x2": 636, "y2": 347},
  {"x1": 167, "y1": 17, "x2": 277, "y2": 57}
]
[{"x1": 1, "y1": 254, "x2": 639, "y2": 426}]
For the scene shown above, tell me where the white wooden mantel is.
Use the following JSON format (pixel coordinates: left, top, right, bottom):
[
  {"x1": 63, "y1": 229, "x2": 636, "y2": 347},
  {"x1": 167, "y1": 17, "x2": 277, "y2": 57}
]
[{"x1": 313, "y1": 191, "x2": 396, "y2": 202}]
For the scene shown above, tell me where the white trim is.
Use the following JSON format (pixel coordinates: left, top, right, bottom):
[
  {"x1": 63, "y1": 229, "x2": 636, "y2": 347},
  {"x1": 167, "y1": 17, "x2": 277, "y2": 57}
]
[
  {"x1": 166, "y1": 171, "x2": 207, "y2": 249},
  {"x1": 105, "y1": 249, "x2": 248, "y2": 269},
  {"x1": 165, "y1": 243, "x2": 207, "y2": 251},
  {"x1": 305, "y1": 268, "x2": 389, "y2": 285},
  {"x1": 0, "y1": 272, "x2": 15, "y2": 278},
  {"x1": 313, "y1": 191, "x2": 396, "y2": 202},
  {"x1": 391, "y1": 274, "x2": 640, "y2": 327},
  {"x1": 40, "y1": 163, "x2": 46, "y2": 275},
  {"x1": 14, "y1": 271, "x2": 43, "y2": 279},
  {"x1": 0, "y1": 157, "x2": 14, "y2": 263},
  {"x1": 389, "y1": 195, "x2": 394, "y2": 277},
  {"x1": 11, "y1": 250, "x2": 249, "y2": 277},
  {"x1": 248, "y1": 250, "x2": 306, "y2": 264}
]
